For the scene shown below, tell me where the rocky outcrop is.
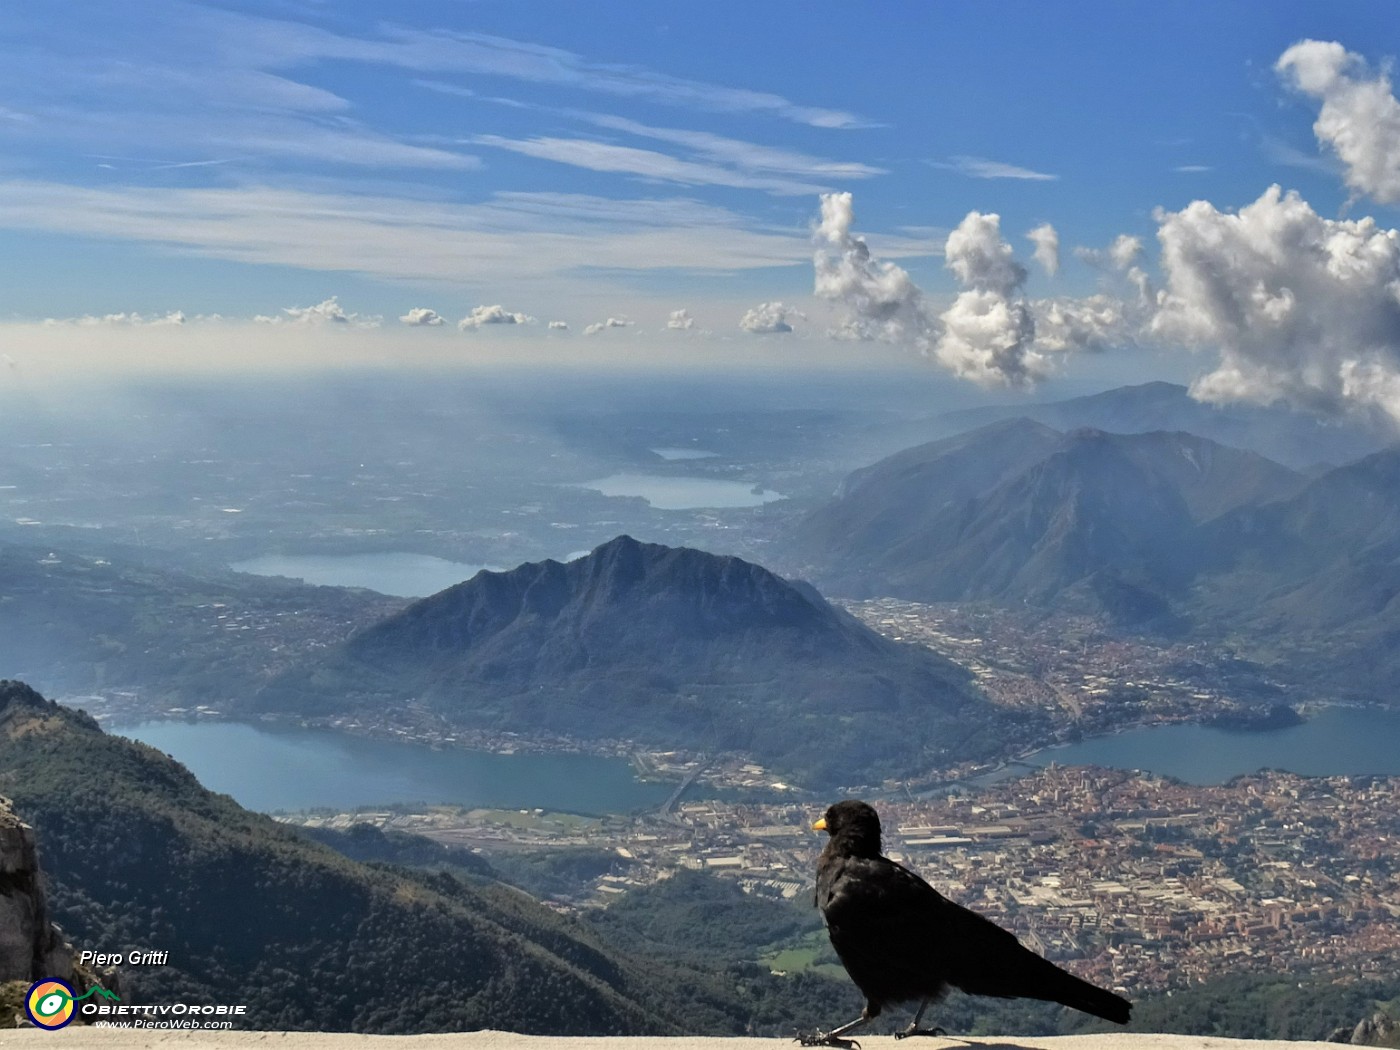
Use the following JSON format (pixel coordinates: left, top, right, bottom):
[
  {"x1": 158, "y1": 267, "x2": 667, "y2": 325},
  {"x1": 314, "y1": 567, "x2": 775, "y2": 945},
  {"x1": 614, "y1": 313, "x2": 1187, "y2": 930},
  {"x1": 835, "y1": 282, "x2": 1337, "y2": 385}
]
[
  {"x1": 1329, "y1": 1010, "x2": 1400, "y2": 1045},
  {"x1": 0, "y1": 795, "x2": 73, "y2": 983}
]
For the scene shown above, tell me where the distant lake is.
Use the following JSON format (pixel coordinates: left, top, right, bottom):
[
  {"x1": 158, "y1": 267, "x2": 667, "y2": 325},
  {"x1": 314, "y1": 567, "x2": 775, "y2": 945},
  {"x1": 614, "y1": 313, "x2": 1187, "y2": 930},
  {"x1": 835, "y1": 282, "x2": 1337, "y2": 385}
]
[
  {"x1": 573, "y1": 473, "x2": 784, "y2": 509},
  {"x1": 119, "y1": 721, "x2": 672, "y2": 815},
  {"x1": 231, "y1": 552, "x2": 494, "y2": 598},
  {"x1": 651, "y1": 447, "x2": 718, "y2": 461},
  {"x1": 1027, "y1": 705, "x2": 1400, "y2": 784}
]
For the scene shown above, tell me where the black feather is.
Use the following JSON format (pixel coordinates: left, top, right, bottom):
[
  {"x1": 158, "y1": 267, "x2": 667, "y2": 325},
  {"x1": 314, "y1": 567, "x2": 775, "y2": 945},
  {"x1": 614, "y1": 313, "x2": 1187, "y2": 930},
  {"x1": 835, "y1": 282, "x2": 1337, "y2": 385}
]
[{"x1": 814, "y1": 800, "x2": 1131, "y2": 1028}]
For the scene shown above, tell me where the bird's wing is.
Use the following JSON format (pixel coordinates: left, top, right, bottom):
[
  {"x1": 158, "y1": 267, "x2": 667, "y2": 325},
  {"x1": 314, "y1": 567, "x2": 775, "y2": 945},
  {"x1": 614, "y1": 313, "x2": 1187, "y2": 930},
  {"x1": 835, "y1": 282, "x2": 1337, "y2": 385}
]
[
  {"x1": 928, "y1": 891, "x2": 1040, "y2": 992},
  {"x1": 818, "y1": 854, "x2": 952, "y2": 1005}
]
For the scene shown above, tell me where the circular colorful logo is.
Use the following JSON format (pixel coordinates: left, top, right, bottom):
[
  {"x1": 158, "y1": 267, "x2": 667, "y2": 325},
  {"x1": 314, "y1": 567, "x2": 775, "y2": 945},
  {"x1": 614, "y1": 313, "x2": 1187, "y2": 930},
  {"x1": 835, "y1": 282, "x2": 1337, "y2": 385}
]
[{"x1": 25, "y1": 979, "x2": 77, "y2": 1030}]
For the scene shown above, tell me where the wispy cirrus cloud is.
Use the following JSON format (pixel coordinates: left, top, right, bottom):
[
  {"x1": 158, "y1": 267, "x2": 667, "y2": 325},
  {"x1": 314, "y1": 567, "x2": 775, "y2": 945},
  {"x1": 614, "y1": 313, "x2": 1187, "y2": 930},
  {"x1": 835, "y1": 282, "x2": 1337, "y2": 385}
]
[
  {"x1": 446, "y1": 103, "x2": 883, "y2": 195},
  {"x1": 0, "y1": 180, "x2": 825, "y2": 285},
  {"x1": 0, "y1": 43, "x2": 480, "y2": 173},
  {"x1": 929, "y1": 155, "x2": 1059, "y2": 181},
  {"x1": 142, "y1": 3, "x2": 869, "y2": 129},
  {"x1": 470, "y1": 135, "x2": 831, "y2": 196},
  {"x1": 313, "y1": 24, "x2": 868, "y2": 128},
  {"x1": 575, "y1": 113, "x2": 886, "y2": 180},
  {"x1": 1, "y1": 2, "x2": 864, "y2": 188}
]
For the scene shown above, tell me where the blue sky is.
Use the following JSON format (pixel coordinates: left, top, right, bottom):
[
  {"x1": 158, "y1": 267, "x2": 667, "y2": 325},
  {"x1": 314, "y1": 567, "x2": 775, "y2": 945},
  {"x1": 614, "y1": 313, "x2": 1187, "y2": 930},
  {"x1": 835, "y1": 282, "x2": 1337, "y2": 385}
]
[{"x1": 5, "y1": 1, "x2": 1400, "y2": 407}]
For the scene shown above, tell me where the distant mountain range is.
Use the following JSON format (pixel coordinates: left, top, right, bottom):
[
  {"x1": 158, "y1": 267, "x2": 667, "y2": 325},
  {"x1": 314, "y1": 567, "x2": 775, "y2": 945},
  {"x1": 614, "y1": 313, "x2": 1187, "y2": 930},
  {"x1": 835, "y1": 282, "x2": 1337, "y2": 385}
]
[
  {"x1": 926, "y1": 381, "x2": 1386, "y2": 472},
  {"x1": 1192, "y1": 445, "x2": 1400, "y2": 693},
  {"x1": 785, "y1": 422, "x2": 1303, "y2": 617},
  {"x1": 783, "y1": 416, "x2": 1400, "y2": 698},
  {"x1": 252, "y1": 535, "x2": 1034, "y2": 784}
]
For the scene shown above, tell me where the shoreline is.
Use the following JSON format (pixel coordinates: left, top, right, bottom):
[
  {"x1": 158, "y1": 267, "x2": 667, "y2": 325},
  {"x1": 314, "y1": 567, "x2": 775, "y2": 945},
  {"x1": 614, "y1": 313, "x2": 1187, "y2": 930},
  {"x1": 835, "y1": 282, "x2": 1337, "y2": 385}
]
[{"x1": 88, "y1": 695, "x2": 1400, "y2": 817}]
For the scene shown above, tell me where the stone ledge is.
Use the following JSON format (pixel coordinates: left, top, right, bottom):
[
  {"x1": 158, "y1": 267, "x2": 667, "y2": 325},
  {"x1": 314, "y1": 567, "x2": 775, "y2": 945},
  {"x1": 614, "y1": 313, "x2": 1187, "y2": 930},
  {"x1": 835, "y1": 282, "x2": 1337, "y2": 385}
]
[{"x1": 0, "y1": 1031, "x2": 1347, "y2": 1050}]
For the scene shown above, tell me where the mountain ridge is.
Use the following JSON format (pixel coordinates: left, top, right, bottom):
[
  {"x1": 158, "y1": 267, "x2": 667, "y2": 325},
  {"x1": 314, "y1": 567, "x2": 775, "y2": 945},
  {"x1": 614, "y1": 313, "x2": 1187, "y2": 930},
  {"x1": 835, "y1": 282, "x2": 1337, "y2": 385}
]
[
  {"x1": 927, "y1": 381, "x2": 1386, "y2": 471},
  {"x1": 784, "y1": 424, "x2": 1304, "y2": 621},
  {"x1": 252, "y1": 536, "x2": 1032, "y2": 784}
]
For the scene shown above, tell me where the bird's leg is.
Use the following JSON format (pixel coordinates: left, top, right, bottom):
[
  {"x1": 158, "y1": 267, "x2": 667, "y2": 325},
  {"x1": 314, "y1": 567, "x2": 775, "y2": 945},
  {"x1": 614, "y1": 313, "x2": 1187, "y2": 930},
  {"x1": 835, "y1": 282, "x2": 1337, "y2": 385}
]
[
  {"x1": 795, "y1": 1008, "x2": 871, "y2": 1049},
  {"x1": 893, "y1": 997, "x2": 947, "y2": 1040}
]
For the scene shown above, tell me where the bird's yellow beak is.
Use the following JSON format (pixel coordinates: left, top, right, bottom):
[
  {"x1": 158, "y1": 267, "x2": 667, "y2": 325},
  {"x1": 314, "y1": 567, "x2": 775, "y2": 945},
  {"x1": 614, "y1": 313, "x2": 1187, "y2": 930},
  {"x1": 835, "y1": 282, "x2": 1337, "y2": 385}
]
[{"x1": 812, "y1": 817, "x2": 827, "y2": 831}]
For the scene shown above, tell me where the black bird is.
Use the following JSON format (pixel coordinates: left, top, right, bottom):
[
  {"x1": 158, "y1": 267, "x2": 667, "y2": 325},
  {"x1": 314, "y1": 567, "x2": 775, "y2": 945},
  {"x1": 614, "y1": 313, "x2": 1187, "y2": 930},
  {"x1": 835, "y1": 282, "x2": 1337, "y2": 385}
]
[{"x1": 801, "y1": 800, "x2": 1131, "y2": 1047}]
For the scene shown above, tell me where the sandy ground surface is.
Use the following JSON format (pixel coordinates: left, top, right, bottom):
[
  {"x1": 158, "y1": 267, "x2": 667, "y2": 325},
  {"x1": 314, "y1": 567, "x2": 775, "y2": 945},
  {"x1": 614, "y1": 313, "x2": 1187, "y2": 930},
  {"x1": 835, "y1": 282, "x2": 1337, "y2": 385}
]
[{"x1": 0, "y1": 1032, "x2": 1346, "y2": 1050}]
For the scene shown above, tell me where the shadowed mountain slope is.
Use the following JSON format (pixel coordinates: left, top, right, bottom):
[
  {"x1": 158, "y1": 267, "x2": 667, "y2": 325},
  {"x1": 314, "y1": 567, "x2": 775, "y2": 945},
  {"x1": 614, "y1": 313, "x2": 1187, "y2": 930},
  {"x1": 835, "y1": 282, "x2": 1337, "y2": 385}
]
[
  {"x1": 253, "y1": 536, "x2": 1029, "y2": 784},
  {"x1": 785, "y1": 425, "x2": 1302, "y2": 622},
  {"x1": 1192, "y1": 446, "x2": 1400, "y2": 693}
]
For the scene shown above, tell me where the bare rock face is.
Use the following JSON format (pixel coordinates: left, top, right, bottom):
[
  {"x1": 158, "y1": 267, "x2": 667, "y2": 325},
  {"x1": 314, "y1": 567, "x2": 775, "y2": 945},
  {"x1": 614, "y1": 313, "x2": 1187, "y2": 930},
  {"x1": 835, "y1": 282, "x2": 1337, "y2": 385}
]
[
  {"x1": 1350, "y1": 1011, "x2": 1400, "y2": 1046},
  {"x1": 0, "y1": 796, "x2": 73, "y2": 983}
]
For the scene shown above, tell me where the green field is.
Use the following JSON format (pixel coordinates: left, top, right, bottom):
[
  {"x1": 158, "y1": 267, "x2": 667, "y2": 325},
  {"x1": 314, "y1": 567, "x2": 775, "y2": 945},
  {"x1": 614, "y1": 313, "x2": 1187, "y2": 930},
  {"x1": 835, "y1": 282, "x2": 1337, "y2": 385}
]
[{"x1": 761, "y1": 930, "x2": 846, "y2": 978}]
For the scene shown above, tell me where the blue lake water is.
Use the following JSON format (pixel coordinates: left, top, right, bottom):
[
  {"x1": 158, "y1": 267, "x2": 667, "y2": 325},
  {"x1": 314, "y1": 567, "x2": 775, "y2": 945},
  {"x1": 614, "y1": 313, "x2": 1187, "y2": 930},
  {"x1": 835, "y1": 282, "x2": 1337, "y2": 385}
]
[
  {"x1": 230, "y1": 552, "x2": 495, "y2": 598},
  {"x1": 572, "y1": 473, "x2": 784, "y2": 509},
  {"x1": 118, "y1": 720, "x2": 672, "y2": 815},
  {"x1": 1026, "y1": 705, "x2": 1400, "y2": 784}
]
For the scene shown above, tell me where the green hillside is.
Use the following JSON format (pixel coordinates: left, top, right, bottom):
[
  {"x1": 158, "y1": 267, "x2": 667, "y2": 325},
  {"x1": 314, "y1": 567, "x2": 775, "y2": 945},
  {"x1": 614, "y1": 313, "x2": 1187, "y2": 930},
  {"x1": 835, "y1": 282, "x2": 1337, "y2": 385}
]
[{"x1": 0, "y1": 680, "x2": 753, "y2": 1034}]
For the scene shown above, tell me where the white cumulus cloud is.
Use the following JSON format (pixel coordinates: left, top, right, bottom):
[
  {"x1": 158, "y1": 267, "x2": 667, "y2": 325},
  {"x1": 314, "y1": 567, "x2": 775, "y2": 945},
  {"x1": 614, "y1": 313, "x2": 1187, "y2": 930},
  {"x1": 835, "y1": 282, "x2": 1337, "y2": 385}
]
[
  {"x1": 937, "y1": 212, "x2": 1044, "y2": 386},
  {"x1": 1027, "y1": 223, "x2": 1059, "y2": 277},
  {"x1": 256, "y1": 297, "x2": 379, "y2": 327},
  {"x1": 1075, "y1": 234, "x2": 1143, "y2": 272},
  {"x1": 399, "y1": 307, "x2": 445, "y2": 326},
  {"x1": 1150, "y1": 184, "x2": 1400, "y2": 422},
  {"x1": 1276, "y1": 39, "x2": 1400, "y2": 204},
  {"x1": 943, "y1": 211, "x2": 1027, "y2": 296},
  {"x1": 458, "y1": 304, "x2": 534, "y2": 329},
  {"x1": 45, "y1": 310, "x2": 188, "y2": 327},
  {"x1": 739, "y1": 301, "x2": 801, "y2": 334},
  {"x1": 1032, "y1": 295, "x2": 1131, "y2": 354},
  {"x1": 667, "y1": 308, "x2": 696, "y2": 330},
  {"x1": 814, "y1": 192, "x2": 1123, "y2": 387},
  {"x1": 813, "y1": 191, "x2": 932, "y2": 346},
  {"x1": 548, "y1": 320, "x2": 569, "y2": 331},
  {"x1": 584, "y1": 317, "x2": 630, "y2": 335}
]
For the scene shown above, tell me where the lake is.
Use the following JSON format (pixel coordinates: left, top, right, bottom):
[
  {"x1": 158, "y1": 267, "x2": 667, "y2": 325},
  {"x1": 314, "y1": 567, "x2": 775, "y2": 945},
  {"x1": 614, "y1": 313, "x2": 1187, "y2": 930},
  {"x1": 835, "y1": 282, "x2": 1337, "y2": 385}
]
[
  {"x1": 231, "y1": 552, "x2": 495, "y2": 598},
  {"x1": 118, "y1": 720, "x2": 673, "y2": 815},
  {"x1": 572, "y1": 473, "x2": 784, "y2": 509},
  {"x1": 1026, "y1": 705, "x2": 1400, "y2": 784}
]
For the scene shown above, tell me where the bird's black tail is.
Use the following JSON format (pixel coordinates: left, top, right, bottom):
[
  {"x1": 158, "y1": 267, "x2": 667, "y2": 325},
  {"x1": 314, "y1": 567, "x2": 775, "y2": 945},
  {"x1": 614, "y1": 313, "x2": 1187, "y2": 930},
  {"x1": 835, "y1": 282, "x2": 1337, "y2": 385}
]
[
  {"x1": 957, "y1": 946, "x2": 1132, "y2": 1024},
  {"x1": 1037, "y1": 963, "x2": 1131, "y2": 1025}
]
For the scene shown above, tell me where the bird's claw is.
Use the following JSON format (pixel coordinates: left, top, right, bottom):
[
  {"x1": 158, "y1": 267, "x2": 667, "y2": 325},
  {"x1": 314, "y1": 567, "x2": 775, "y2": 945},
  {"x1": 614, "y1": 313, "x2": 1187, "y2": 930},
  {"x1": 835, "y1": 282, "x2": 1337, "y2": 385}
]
[
  {"x1": 894, "y1": 1026, "x2": 946, "y2": 1040},
  {"x1": 794, "y1": 1032, "x2": 861, "y2": 1049}
]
